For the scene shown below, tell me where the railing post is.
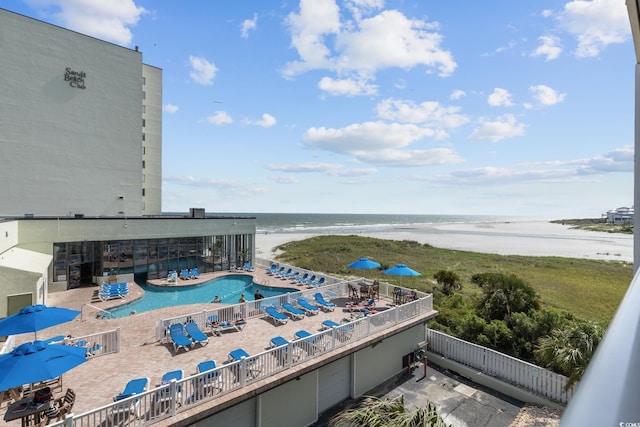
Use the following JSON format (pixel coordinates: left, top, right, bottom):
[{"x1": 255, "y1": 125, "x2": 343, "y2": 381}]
[{"x1": 169, "y1": 379, "x2": 177, "y2": 416}]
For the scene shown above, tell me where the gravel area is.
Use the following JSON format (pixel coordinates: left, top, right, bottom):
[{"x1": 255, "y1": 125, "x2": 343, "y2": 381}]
[{"x1": 509, "y1": 405, "x2": 562, "y2": 427}]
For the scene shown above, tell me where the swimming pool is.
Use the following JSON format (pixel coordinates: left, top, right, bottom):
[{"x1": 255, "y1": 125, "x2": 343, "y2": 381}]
[{"x1": 108, "y1": 274, "x2": 297, "y2": 318}]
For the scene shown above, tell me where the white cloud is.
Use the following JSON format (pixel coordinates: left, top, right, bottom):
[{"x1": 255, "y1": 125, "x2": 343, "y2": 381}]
[
  {"x1": 25, "y1": 0, "x2": 146, "y2": 46},
  {"x1": 530, "y1": 35, "x2": 562, "y2": 61},
  {"x1": 423, "y1": 146, "x2": 633, "y2": 185},
  {"x1": 266, "y1": 162, "x2": 345, "y2": 174},
  {"x1": 283, "y1": 0, "x2": 341, "y2": 77},
  {"x1": 304, "y1": 121, "x2": 438, "y2": 152},
  {"x1": 302, "y1": 121, "x2": 462, "y2": 167},
  {"x1": 469, "y1": 114, "x2": 525, "y2": 142},
  {"x1": 207, "y1": 111, "x2": 233, "y2": 125},
  {"x1": 375, "y1": 98, "x2": 469, "y2": 129},
  {"x1": 450, "y1": 89, "x2": 466, "y2": 100},
  {"x1": 252, "y1": 113, "x2": 277, "y2": 127},
  {"x1": 487, "y1": 88, "x2": 515, "y2": 107},
  {"x1": 557, "y1": 0, "x2": 630, "y2": 58},
  {"x1": 189, "y1": 56, "x2": 218, "y2": 85},
  {"x1": 163, "y1": 104, "x2": 179, "y2": 113},
  {"x1": 241, "y1": 13, "x2": 258, "y2": 38},
  {"x1": 529, "y1": 84, "x2": 566, "y2": 107},
  {"x1": 318, "y1": 76, "x2": 378, "y2": 96},
  {"x1": 283, "y1": 2, "x2": 456, "y2": 85},
  {"x1": 273, "y1": 175, "x2": 300, "y2": 184},
  {"x1": 355, "y1": 148, "x2": 462, "y2": 167}
]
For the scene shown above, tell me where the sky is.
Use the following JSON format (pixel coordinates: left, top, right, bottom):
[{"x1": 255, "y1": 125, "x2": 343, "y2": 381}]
[{"x1": 4, "y1": 0, "x2": 636, "y2": 218}]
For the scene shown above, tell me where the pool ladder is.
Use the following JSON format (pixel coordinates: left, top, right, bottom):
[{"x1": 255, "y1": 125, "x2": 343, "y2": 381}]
[{"x1": 81, "y1": 303, "x2": 114, "y2": 320}]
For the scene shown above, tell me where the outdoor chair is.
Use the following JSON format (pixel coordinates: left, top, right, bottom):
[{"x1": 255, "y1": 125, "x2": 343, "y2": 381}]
[
  {"x1": 281, "y1": 302, "x2": 305, "y2": 320},
  {"x1": 152, "y1": 370, "x2": 183, "y2": 414},
  {"x1": 112, "y1": 377, "x2": 149, "y2": 422},
  {"x1": 264, "y1": 306, "x2": 289, "y2": 325},
  {"x1": 168, "y1": 323, "x2": 194, "y2": 354},
  {"x1": 313, "y1": 293, "x2": 336, "y2": 312},
  {"x1": 43, "y1": 388, "x2": 75, "y2": 424},
  {"x1": 185, "y1": 322, "x2": 209, "y2": 347}
]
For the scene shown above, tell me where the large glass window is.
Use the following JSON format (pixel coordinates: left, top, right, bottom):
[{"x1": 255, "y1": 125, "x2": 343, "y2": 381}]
[{"x1": 53, "y1": 233, "x2": 253, "y2": 283}]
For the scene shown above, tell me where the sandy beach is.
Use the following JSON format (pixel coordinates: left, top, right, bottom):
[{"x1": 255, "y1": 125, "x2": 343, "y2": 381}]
[{"x1": 255, "y1": 220, "x2": 633, "y2": 263}]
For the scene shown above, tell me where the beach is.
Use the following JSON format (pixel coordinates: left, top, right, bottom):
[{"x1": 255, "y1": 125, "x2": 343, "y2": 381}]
[{"x1": 255, "y1": 220, "x2": 633, "y2": 262}]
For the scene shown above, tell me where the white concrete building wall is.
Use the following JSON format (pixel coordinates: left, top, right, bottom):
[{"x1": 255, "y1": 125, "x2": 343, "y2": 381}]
[
  {"x1": 142, "y1": 65, "x2": 162, "y2": 215},
  {"x1": 354, "y1": 324, "x2": 425, "y2": 396},
  {"x1": 259, "y1": 371, "x2": 318, "y2": 427},
  {"x1": 0, "y1": 9, "x2": 147, "y2": 217}
]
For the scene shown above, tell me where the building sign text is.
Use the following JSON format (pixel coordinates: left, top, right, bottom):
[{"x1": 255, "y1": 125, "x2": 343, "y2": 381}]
[{"x1": 64, "y1": 68, "x2": 86, "y2": 89}]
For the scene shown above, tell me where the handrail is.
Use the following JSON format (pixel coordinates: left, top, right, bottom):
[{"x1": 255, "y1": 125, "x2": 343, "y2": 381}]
[
  {"x1": 81, "y1": 303, "x2": 114, "y2": 321},
  {"x1": 560, "y1": 268, "x2": 640, "y2": 426}
]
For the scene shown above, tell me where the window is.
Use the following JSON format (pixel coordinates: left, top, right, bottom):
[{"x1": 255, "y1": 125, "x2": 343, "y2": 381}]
[
  {"x1": 142, "y1": 76, "x2": 146, "y2": 85},
  {"x1": 142, "y1": 133, "x2": 146, "y2": 141},
  {"x1": 142, "y1": 160, "x2": 145, "y2": 169},
  {"x1": 142, "y1": 188, "x2": 146, "y2": 197},
  {"x1": 142, "y1": 91, "x2": 146, "y2": 100},
  {"x1": 142, "y1": 105, "x2": 146, "y2": 113},
  {"x1": 142, "y1": 119, "x2": 146, "y2": 127}
]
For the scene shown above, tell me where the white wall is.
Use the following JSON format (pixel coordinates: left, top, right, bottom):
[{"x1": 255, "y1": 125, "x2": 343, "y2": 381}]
[
  {"x1": 0, "y1": 9, "x2": 146, "y2": 217},
  {"x1": 142, "y1": 64, "x2": 162, "y2": 215}
]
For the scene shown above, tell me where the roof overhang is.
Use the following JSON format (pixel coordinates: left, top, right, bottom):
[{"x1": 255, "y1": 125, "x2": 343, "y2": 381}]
[{"x1": 0, "y1": 248, "x2": 52, "y2": 274}]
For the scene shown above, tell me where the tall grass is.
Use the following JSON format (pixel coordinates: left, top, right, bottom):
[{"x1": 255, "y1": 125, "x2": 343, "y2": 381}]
[{"x1": 274, "y1": 235, "x2": 633, "y2": 323}]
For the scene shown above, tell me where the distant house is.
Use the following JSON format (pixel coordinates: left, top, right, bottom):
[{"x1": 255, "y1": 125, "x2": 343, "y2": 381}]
[{"x1": 604, "y1": 207, "x2": 634, "y2": 224}]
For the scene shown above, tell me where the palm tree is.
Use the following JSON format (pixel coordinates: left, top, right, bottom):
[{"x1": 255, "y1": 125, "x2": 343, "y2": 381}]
[
  {"x1": 534, "y1": 321, "x2": 604, "y2": 388},
  {"x1": 328, "y1": 395, "x2": 451, "y2": 427}
]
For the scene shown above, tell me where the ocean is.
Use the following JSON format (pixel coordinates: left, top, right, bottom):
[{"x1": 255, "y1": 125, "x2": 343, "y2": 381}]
[{"x1": 207, "y1": 213, "x2": 528, "y2": 235}]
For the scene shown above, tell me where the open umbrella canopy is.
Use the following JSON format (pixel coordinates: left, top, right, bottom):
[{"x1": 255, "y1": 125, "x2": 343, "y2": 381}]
[
  {"x1": 0, "y1": 341, "x2": 87, "y2": 391},
  {"x1": 383, "y1": 264, "x2": 421, "y2": 277},
  {"x1": 0, "y1": 305, "x2": 80, "y2": 338},
  {"x1": 347, "y1": 257, "x2": 381, "y2": 270}
]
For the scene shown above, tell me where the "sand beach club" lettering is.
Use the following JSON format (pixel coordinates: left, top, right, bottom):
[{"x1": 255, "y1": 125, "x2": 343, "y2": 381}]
[{"x1": 64, "y1": 68, "x2": 86, "y2": 89}]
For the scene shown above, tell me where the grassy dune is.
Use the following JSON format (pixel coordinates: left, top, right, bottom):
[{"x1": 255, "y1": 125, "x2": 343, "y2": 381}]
[{"x1": 274, "y1": 235, "x2": 633, "y2": 323}]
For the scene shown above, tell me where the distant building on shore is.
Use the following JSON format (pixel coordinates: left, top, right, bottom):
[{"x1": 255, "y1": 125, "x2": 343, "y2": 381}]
[{"x1": 603, "y1": 206, "x2": 634, "y2": 224}]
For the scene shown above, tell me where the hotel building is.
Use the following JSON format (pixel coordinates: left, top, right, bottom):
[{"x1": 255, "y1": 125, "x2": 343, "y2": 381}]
[{"x1": 0, "y1": 8, "x2": 255, "y2": 317}]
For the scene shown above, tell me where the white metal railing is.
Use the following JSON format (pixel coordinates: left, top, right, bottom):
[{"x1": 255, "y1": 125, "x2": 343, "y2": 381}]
[
  {"x1": 66, "y1": 328, "x2": 121, "y2": 358},
  {"x1": 0, "y1": 335, "x2": 15, "y2": 354},
  {"x1": 59, "y1": 292, "x2": 432, "y2": 426},
  {"x1": 426, "y1": 329, "x2": 574, "y2": 404}
]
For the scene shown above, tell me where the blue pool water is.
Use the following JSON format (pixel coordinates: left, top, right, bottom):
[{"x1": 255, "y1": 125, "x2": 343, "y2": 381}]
[{"x1": 109, "y1": 274, "x2": 297, "y2": 318}]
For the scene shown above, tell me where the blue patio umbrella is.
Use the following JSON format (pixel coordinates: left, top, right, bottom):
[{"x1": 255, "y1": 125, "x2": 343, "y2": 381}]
[
  {"x1": 347, "y1": 257, "x2": 381, "y2": 270},
  {"x1": 0, "y1": 341, "x2": 87, "y2": 391},
  {"x1": 0, "y1": 305, "x2": 80, "y2": 338},
  {"x1": 383, "y1": 264, "x2": 421, "y2": 277}
]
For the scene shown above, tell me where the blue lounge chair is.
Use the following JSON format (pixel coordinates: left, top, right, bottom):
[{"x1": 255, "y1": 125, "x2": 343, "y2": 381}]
[
  {"x1": 228, "y1": 348, "x2": 263, "y2": 378},
  {"x1": 313, "y1": 293, "x2": 336, "y2": 312},
  {"x1": 309, "y1": 277, "x2": 326, "y2": 287},
  {"x1": 270, "y1": 336, "x2": 289, "y2": 348},
  {"x1": 301, "y1": 274, "x2": 316, "y2": 285},
  {"x1": 264, "y1": 306, "x2": 289, "y2": 325},
  {"x1": 267, "y1": 264, "x2": 277, "y2": 274},
  {"x1": 197, "y1": 360, "x2": 222, "y2": 394},
  {"x1": 168, "y1": 323, "x2": 193, "y2": 354},
  {"x1": 296, "y1": 297, "x2": 319, "y2": 315},
  {"x1": 190, "y1": 268, "x2": 201, "y2": 278},
  {"x1": 294, "y1": 273, "x2": 309, "y2": 284},
  {"x1": 180, "y1": 269, "x2": 192, "y2": 280},
  {"x1": 244, "y1": 262, "x2": 255, "y2": 271},
  {"x1": 294, "y1": 330, "x2": 327, "y2": 352},
  {"x1": 321, "y1": 320, "x2": 355, "y2": 339},
  {"x1": 281, "y1": 302, "x2": 305, "y2": 319},
  {"x1": 153, "y1": 370, "x2": 183, "y2": 413},
  {"x1": 277, "y1": 268, "x2": 292, "y2": 279},
  {"x1": 287, "y1": 271, "x2": 300, "y2": 282},
  {"x1": 112, "y1": 377, "x2": 149, "y2": 420},
  {"x1": 272, "y1": 266, "x2": 285, "y2": 276},
  {"x1": 185, "y1": 322, "x2": 209, "y2": 347}
]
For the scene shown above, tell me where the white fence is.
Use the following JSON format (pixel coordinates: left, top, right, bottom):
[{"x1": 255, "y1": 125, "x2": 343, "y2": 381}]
[
  {"x1": 58, "y1": 289, "x2": 432, "y2": 426},
  {"x1": 426, "y1": 329, "x2": 574, "y2": 404}
]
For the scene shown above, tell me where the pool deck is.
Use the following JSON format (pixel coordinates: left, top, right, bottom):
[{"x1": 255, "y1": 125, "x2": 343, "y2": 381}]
[{"x1": 2, "y1": 267, "x2": 421, "y2": 425}]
